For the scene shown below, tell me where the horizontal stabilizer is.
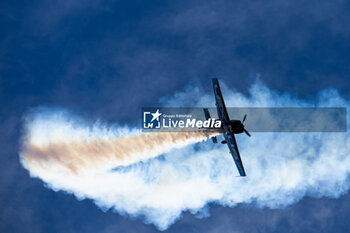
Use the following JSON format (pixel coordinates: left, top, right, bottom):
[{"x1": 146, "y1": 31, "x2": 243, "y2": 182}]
[
  {"x1": 203, "y1": 108, "x2": 211, "y2": 120},
  {"x1": 204, "y1": 108, "x2": 217, "y2": 143}
]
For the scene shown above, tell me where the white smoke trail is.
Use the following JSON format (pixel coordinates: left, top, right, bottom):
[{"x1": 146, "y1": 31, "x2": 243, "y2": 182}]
[{"x1": 20, "y1": 81, "x2": 350, "y2": 230}]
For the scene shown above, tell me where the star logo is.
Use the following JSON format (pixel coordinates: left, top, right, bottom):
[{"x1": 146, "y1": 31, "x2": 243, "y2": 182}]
[
  {"x1": 150, "y1": 109, "x2": 162, "y2": 122},
  {"x1": 143, "y1": 109, "x2": 162, "y2": 129}
]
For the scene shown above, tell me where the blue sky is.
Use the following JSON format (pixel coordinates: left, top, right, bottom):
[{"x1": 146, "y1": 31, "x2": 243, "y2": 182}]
[{"x1": 1, "y1": 0, "x2": 350, "y2": 232}]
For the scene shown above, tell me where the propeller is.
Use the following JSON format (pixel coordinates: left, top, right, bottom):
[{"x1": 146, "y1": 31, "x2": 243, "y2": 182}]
[
  {"x1": 244, "y1": 129, "x2": 251, "y2": 137},
  {"x1": 242, "y1": 114, "x2": 251, "y2": 137}
]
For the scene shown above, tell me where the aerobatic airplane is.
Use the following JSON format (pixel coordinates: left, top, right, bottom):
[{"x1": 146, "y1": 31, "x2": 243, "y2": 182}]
[{"x1": 203, "y1": 78, "x2": 250, "y2": 176}]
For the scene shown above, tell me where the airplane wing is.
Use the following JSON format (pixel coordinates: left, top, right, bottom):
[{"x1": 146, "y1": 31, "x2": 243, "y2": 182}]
[
  {"x1": 224, "y1": 132, "x2": 246, "y2": 176},
  {"x1": 212, "y1": 78, "x2": 246, "y2": 176},
  {"x1": 212, "y1": 78, "x2": 230, "y2": 124}
]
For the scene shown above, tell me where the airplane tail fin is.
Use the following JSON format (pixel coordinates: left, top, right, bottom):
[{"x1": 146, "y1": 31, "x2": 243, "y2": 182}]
[{"x1": 203, "y1": 108, "x2": 217, "y2": 143}]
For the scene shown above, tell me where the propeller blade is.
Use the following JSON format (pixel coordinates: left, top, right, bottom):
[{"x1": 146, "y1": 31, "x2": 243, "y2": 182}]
[
  {"x1": 242, "y1": 114, "x2": 247, "y2": 123},
  {"x1": 244, "y1": 129, "x2": 251, "y2": 137}
]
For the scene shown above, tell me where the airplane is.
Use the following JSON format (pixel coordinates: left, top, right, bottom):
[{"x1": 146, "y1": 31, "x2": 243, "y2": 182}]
[{"x1": 203, "y1": 78, "x2": 251, "y2": 176}]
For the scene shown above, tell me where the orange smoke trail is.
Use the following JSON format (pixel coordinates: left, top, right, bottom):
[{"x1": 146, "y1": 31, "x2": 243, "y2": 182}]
[{"x1": 21, "y1": 130, "x2": 220, "y2": 176}]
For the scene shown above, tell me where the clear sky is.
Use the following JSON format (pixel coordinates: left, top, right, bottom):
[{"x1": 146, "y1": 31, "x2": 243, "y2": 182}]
[{"x1": 1, "y1": 0, "x2": 350, "y2": 232}]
